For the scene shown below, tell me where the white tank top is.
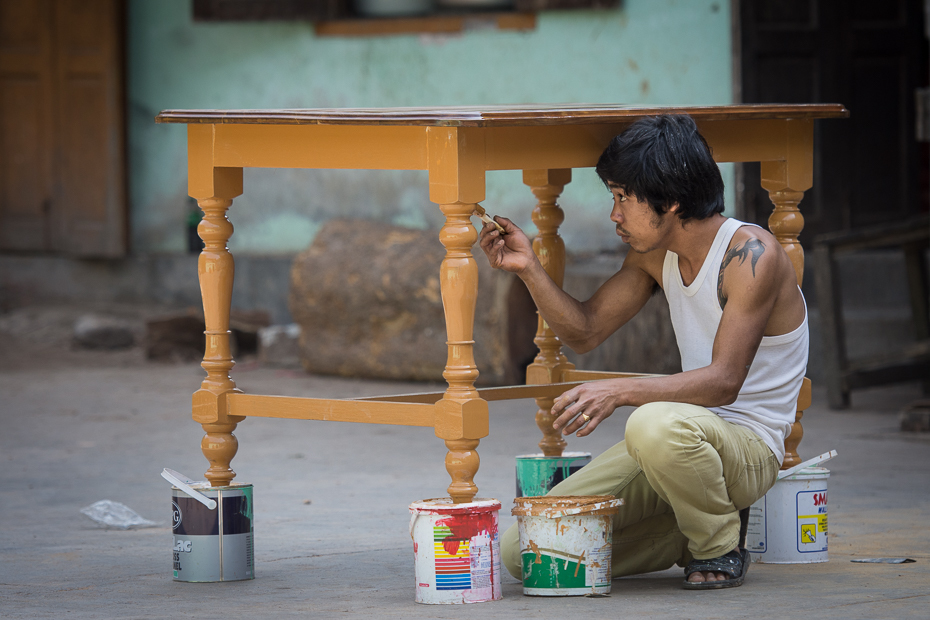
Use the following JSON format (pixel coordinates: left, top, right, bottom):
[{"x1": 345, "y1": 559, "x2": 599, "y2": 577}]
[{"x1": 661, "y1": 218, "x2": 809, "y2": 464}]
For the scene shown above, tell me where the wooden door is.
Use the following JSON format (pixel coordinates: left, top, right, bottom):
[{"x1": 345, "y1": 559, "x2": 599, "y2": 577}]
[
  {"x1": 0, "y1": 1, "x2": 54, "y2": 250},
  {"x1": 738, "y1": 0, "x2": 928, "y2": 239},
  {"x1": 0, "y1": 0, "x2": 126, "y2": 257}
]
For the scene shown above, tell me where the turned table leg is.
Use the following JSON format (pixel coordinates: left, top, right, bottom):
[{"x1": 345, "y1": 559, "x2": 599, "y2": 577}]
[
  {"x1": 766, "y1": 188, "x2": 807, "y2": 288},
  {"x1": 762, "y1": 132, "x2": 812, "y2": 468},
  {"x1": 436, "y1": 200, "x2": 488, "y2": 503},
  {"x1": 767, "y1": 188, "x2": 808, "y2": 469},
  {"x1": 192, "y1": 195, "x2": 244, "y2": 487},
  {"x1": 523, "y1": 169, "x2": 575, "y2": 457},
  {"x1": 427, "y1": 127, "x2": 490, "y2": 504},
  {"x1": 783, "y1": 378, "x2": 812, "y2": 469}
]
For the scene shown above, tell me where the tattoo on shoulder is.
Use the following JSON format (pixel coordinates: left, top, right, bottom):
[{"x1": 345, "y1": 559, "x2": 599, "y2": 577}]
[{"x1": 716, "y1": 239, "x2": 766, "y2": 310}]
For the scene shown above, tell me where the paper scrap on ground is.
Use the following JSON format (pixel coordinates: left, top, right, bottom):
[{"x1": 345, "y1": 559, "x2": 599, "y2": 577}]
[
  {"x1": 851, "y1": 558, "x2": 916, "y2": 564},
  {"x1": 80, "y1": 500, "x2": 159, "y2": 529}
]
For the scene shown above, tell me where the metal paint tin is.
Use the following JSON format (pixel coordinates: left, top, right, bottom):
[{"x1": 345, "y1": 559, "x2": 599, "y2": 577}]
[
  {"x1": 512, "y1": 495, "x2": 622, "y2": 596},
  {"x1": 171, "y1": 483, "x2": 254, "y2": 582},
  {"x1": 409, "y1": 497, "x2": 502, "y2": 604},
  {"x1": 515, "y1": 452, "x2": 591, "y2": 497},
  {"x1": 747, "y1": 467, "x2": 830, "y2": 564}
]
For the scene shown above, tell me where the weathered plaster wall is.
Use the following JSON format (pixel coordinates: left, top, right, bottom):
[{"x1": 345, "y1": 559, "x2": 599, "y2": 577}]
[{"x1": 128, "y1": 0, "x2": 733, "y2": 256}]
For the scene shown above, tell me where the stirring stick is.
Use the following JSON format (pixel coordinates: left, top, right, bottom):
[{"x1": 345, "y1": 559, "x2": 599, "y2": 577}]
[
  {"x1": 162, "y1": 468, "x2": 217, "y2": 510},
  {"x1": 777, "y1": 449, "x2": 838, "y2": 480},
  {"x1": 474, "y1": 204, "x2": 506, "y2": 234}
]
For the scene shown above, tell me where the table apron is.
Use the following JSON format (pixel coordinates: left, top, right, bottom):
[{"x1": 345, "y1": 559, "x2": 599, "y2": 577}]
[{"x1": 197, "y1": 119, "x2": 807, "y2": 174}]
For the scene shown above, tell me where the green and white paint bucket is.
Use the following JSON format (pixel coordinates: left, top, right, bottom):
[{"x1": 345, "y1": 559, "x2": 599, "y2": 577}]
[
  {"x1": 515, "y1": 452, "x2": 591, "y2": 498},
  {"x1": 166, "y1": 469, "x2": 254, "y2": 582},
  {"x1": 512, "y1": 495, "x2": 623, "y2": 596},
  {"x1": 747, "y1": 466, "x2": 830, "y2": 564}
]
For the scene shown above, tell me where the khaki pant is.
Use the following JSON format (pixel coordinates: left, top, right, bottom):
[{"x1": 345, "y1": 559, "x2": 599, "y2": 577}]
[{"x1": 501, "y1": 402, "x2": 780, "y2": 579}]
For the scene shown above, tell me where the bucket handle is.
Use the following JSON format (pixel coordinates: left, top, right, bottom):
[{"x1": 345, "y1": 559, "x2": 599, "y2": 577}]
[
  {"x1": 409, "y1": 513, "x2": 420, "y2": 541},
  {"x1": 161, "y1": 468, "x2": 217, "y2": 510},
  {"x1": 777, "y1": 450, "x2": 838, "y2": 481}
]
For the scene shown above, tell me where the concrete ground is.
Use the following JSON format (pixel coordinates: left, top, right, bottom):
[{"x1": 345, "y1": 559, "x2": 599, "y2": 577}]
[{"x1": 1, "y1": 305, "x2": 928, "y2": 619}]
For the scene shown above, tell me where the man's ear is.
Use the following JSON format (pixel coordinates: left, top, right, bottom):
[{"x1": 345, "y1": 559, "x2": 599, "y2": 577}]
[{"x1": 668, "y1": 202, "x2": 680, "y2": 215}]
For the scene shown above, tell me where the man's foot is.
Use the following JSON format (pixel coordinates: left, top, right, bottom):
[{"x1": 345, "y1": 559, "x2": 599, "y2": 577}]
[
  {"x1": 686, "y1": 561, "x2": 732, "y2": 584},
  {"x1": 682, "y1": 548, "x2": 750, "y2": 590}
]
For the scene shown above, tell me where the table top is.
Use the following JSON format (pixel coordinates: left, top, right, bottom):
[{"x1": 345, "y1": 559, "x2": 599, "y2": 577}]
[{"x1": 155, "y1": 103, "x2": 849, "y2": 127}]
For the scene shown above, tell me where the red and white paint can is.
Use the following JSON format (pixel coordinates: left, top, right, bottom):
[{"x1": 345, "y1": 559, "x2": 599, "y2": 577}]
[{"x1": 408, "y1": 498, "x2": 502, "y2": 604}]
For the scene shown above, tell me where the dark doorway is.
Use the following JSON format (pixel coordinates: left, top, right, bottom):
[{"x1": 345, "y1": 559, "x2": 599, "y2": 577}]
[{"x1": 737, "y1": 0, "x2": 929, "y2": 239}]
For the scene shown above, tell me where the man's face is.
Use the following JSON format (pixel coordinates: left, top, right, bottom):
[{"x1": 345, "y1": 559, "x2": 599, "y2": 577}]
[{"x1": 607, "y1": 183, "x2": 670, "y2": 254}]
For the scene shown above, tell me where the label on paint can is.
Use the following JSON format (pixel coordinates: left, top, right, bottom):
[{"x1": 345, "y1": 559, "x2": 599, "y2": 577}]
[
  {"x1": 747, "y1": 467, "x2": 829, "y2": 564},
  {"x1": 746, "y1": 500, "x2": 767, "y2": 554},
  {"x1": 468, "y1": 530, "x2": 499, "y2": 590},
  {"x1": 172, "y1": 484, "x2": 254, "y2": 582},
  {"x1": 432, "y1": 526, "x2": 500, "y2": 592},
  {"x1": 588, "y1": 544, "x2": 612, "y2": 586},
  {"x1": 796, "y1": 488, "x2": 828, "y2": 553}
]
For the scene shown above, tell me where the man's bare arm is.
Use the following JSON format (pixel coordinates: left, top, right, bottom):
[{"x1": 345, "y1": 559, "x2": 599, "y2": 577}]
[
  {"x1": 478, "y1": 216, "x2": 659, "y2": 353},
  {"x1": 551, "y1": 231, "x2": 792, "y2": 437}
]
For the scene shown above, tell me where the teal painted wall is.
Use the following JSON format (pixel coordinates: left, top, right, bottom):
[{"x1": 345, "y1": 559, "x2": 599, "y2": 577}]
[{"x1": 128, "y1": 0, "x2": 733, "y2": 255}]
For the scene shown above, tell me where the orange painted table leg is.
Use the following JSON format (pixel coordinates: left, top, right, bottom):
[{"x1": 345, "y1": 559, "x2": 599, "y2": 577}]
[
  {"x1": 523, "y1": 169, "x2": 574, "y2": 457},
  {"x1": 429, "y1": 127, "x2": 489, "y2": 503}
]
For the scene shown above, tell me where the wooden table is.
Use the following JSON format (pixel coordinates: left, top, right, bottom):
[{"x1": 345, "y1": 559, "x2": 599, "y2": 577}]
[{"x1": 155, "y1": 104, "x2": 849, "y2": 504}]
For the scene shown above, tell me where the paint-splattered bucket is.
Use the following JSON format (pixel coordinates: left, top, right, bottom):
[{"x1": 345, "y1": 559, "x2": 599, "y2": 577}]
[
  {"x1": 512, "y1": 495, "x2": 623, "y2": 596},
  {"x1": 409, "y1": 498, "x2": 502, "y2": 604},
  {"x1": 747, "y1": 467, "x2": 830, "y2": 564},
  {"x1": 515, "y1": 452, "x2": 591, "y2": 497},
  {"x1": 172, "y1": 483, "x2": 254, "y2": 581}
]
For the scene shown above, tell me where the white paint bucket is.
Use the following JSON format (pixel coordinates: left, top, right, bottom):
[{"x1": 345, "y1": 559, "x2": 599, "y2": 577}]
[
  {"x1": 747, "y1": 466, "x2": 830, "y2": 564},
  {"x1": 512, "y1": 495, "x2": 623, "y2": 596},
  {"x1": 409, "y1": 498, "x2": 502, "y2": 604}
]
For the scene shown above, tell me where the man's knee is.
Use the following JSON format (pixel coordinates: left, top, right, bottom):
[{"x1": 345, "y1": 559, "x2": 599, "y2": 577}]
[{"x1": 625, "y1": 402, "x2": 681, "y2": 461}]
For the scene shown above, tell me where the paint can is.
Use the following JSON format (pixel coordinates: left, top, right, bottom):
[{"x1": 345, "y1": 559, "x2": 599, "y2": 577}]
[
  {"x1": 172, "y1": 483, "x2": 254, "y2": 582},
  {"x1": 515, "y1": 452, "x2": 591, "y2": 497},
  {"x1": 747, "y1": 467, "x2": 830, "y2": 564},
  {"x1": 512, "y1": 495, "x2": 622, "y2": 596},
  {"x1": 409, "y1": 497, "x2": 502, "y2": 604}
]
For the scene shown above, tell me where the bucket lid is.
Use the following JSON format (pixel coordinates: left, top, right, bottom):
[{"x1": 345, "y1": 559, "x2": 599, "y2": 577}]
[
  {"x1": 514, "y1": 451, "x2": 591, "y2": 460},
  {"x1": 779, "y1": 466, "x2": 830, "y2": 480},
  {"x1": 409, "y1": 497, "x2": 501, "y2": 515},
  {"x1": 170, "y1": 482, "x2": 252, "y2": 492},
  {"x1": 512, "y1": 495, "x2": 623, "y2": 518}
]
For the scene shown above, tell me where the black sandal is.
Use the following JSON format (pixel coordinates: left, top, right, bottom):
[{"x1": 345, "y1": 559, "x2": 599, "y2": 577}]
[
  {"x1": 682, "y1": 547, "x2": 750, "y2": 589},
  {"x1": 682, "y1": 507, "x2": 751, "y2": 590}
]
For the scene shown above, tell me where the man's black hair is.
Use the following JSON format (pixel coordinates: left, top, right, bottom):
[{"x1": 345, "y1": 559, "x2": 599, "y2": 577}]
[{"x1": 595, "y1": 114, "x2": 725, "y2": 221}]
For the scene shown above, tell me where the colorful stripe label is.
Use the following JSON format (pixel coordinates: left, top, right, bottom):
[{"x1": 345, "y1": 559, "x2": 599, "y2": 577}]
[{"x1": 433, "y1": 525, "x2": 471, "y2": 590}]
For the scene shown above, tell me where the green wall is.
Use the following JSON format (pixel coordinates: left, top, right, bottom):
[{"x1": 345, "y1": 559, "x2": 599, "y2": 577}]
[{"x1": 128, "y1": 0, "x2": 733, "y2": 255}]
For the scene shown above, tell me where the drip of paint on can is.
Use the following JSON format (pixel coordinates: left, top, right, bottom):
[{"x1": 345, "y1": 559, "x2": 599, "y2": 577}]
[
  {"x1": 171, "y1": 483, "x2": 254, "y2": 582},
  {"x1": 409, "y1": 497, "x2": 502, "y2": 604},
  {"x1": 747, "y1": 466, "x2": 830, "y2": 564},
  {"x1": 512, "y1": 495, "x2": 623, "y2": 596},
  {"x1": 515, "y1": 452, "x2": 591, "y2": 497}
]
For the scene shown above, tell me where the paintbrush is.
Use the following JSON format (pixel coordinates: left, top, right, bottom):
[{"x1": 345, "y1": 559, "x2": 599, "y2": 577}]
[{"x1": 474, "y1": 204, "x2": 506, "y2": 235}]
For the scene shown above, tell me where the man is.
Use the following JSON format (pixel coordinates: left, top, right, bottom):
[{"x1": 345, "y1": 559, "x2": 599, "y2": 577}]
[{"x1": 478, "y1": 114, "x2": 808, "y2": 589}]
